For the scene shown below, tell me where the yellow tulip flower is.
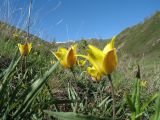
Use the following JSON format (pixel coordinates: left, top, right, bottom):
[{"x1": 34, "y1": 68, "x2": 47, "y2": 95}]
[
  {"x1": 87, "y1": 36, "x2": 118, "y2": 75},
  {"x1": 53, "y1": 44, "x2": 77, "y2": 68},
  {"x1": 78, "y1": 59, "x2": 86, "y2": 67},
  {"x1": 18, "y1": 43, "x2": 32, "y2": 56},
  {"x1": 87, "y1": 66, "x2": 102, "y2": 81}
]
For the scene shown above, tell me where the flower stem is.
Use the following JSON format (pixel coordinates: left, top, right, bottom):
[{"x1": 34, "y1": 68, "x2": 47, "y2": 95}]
[
  {"x1": 70, "y1": 68, "x2": 77, "y2": 88},
  {"x1": 108, "y1": 74, "x2": 116, "y2": 120},
  {"x1": 24, "y1": 56, "x2": 26, "y2": 72},
  {"x1": 21, "y1": 56, "x2": 26, "y2": 74}
]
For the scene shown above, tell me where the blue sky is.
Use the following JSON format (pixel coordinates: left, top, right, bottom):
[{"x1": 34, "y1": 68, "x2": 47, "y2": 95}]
[{"x1": 0, "y1": 0, "x2": 160, "y2": 42}]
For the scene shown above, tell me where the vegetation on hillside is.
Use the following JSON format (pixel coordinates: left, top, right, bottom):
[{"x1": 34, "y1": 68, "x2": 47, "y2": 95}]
[{"x1": 0, "y1": 1, "x2": 160, "y2": 119}]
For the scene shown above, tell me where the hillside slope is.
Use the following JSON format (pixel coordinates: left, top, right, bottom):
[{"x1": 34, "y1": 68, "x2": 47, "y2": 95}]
[{"x1": 116, "y1": 12, "x2": 160, "y2": 62}]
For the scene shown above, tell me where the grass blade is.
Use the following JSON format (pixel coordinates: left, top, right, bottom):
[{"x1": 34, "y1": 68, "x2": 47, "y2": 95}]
[
  {"x1": 43, "y1": 110, "x2": 107, "y2": 120},
  {"x1": 13, "y1": 61, "x2": 59, "y2": 118}
]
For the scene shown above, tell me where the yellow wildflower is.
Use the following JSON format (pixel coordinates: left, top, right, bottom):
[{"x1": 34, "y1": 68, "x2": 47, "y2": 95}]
[
  {"x1": 18, "y1": 43, "x2": 32, "y2": 56},
  {"x1": 87, "y1": 66, "x2": 102, "y2": 81},
  {"x1": 86, "y1": 36, "x2": 118, "y2": 76},
  {"x1": 53, "y1": 44, "x2": 77, "y2": 68},
  {"x1": 78, "y1": 59, "x2": 86, "y2": 67}
]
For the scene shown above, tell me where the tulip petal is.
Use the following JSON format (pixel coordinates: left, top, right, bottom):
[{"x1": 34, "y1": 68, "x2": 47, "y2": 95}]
[
  {"x1": 52, "y1": 48, "x2": 68, "y2": 68},
  {"x1": 28, "y1": 43, "x2": 32, "y2": 53},
  {"x1": 53, "y1": 52, "x2": 63, "y2": 60},
  {"x1": 110, "y1": 36, "x2": 116, "y2": 48},
  {"x1": 58, "y1": 48, "x2": 67, "y2": 53},
  {"x1": 18, "y1": 44, "x2": 24, "y2": 55},
  {"x1": 72, "y1": 44, "x2": 77, "y2": 53},
  {"x1": 88, "y1": 45, "x2": 104, "y2": 74},
  {"x1": 66, "y1": 47, "x2": 76, "y2": 67},
  {"x1": 103, "y1": 48, "x2": 118, "y2": 74},
  {"x1": 87, "y1": 67, "x2": 102, "y2": 81},
  {"x1": 53, "y1": 47, "x2": 67, "y2": 60},
  {"x1": 103, "y1": 36, "x2": 116, "y2": 54}
]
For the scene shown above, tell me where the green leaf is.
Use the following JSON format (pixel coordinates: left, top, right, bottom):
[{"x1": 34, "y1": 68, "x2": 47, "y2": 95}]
[
  {"x1": 13, "y1": 61, "x2": 59, "y2": 118},
  {"x1": 131, "y1": 79, "x2": 138, "y2": 104},
  {"x1": 0, "y1": 49, "x2": 21, "y2": 104},
  {"x1": 141, "y1": 93, "x2": 158, "y2": 112},
  {"x1": 151, "y1": 93, "x2": 160, "y2": 120},
  {"x1": 98, "y1": 96, "x2": 110, "y2": 107},
  {"x1": 135, "y1": 112, "x2": 143, "y2": 119},
  {"x1": 67, "y1": 83, "x2": 79, "y2": 112},
  {"x1": 43, "y1": 111, "x2": 107, "y2": 120},
  {"x1": 135, "y1": 79, "x2": 140, "y2": 114},
  {"x1": 131, "y1": 112, "x2": 136, "y2": 120},
  {"x1": 126, "y1": 93, "x2": 135, "y2": 112}
]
